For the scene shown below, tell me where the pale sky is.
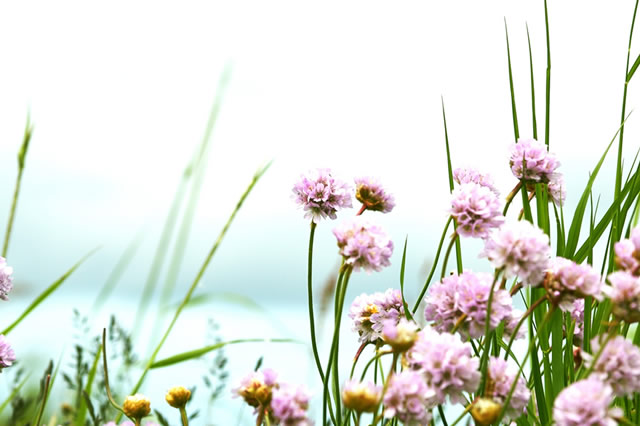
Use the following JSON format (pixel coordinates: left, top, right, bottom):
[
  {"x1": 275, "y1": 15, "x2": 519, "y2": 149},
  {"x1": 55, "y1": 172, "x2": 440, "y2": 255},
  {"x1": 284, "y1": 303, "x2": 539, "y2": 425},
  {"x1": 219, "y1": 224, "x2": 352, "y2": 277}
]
[{"x1": 0, "y1": 1, "x2": 637, "y2": 301}]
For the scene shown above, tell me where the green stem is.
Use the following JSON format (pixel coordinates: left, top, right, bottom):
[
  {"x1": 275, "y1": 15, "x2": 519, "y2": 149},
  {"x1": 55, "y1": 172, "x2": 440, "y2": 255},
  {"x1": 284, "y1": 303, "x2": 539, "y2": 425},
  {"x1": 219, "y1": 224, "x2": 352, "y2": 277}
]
[
  {"x1": 504, "y1": 296, "x2": 547, "y2": 360},
  {"x1": 307, "y1": 221, "x2": 324, "y2": 382},
  {"x1": 495, "y1": 308, "x2": 555, "y2": 424},
  {"x1": 503, "y1": 182, "x2": 523, "y2": 216},
  {"x1": 449, "y1": 402, "x2": 473, "y2": 426},
  {"x1": 101, "y1": 329, "x2": 126, "y2": 416},
  {"x1": 323, "y1": 269, "x2": 347, "y2": 426},
  {"x1": 118, "y1": 164, "x2": 270, "y2": 422},
  {"x1": 478, "y1": 270, "x2": 503, "y2": 394},
  {"x1": 412, "y1": 217, "x2": 453, "y2": 313},
  {"x1": 179, "y1": 406, "x2": 189, "y2": 426},
  {"x1": 33, "y1": 374, "x2": 51, "y2": 426},
  {"x1": 440, "y1": 230, "x2": 458, "y2": 280},
  {"x1": 3, "y1": 117, "x2": 33, "y2": 258}
]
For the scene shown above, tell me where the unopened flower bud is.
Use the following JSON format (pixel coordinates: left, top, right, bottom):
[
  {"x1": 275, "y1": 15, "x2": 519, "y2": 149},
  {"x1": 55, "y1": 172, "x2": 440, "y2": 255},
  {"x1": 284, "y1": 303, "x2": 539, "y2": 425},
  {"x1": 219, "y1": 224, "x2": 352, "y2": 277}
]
[
  {"x1": 471, "y1": 397, "x2": 502, "y2": 426},
  {"x1": 341, "y1": 380, "x2": 382, "y2": 413},
  {"x1": 122, "y1": 394, "x2": 151, "y2": 420},
  {"x1": 166, "y1": 386, "x2": 191, "y2": 408},
  {"x1": 382, "y1": 318, "x2": 418, "y2": 352}
]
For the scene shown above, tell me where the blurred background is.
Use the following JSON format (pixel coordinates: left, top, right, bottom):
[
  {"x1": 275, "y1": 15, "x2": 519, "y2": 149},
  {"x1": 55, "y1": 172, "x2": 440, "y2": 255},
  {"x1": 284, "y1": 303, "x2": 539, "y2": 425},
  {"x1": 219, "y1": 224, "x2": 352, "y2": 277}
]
[{"x1": 0, "y1": 1, "x2": 638, "y2": 424}]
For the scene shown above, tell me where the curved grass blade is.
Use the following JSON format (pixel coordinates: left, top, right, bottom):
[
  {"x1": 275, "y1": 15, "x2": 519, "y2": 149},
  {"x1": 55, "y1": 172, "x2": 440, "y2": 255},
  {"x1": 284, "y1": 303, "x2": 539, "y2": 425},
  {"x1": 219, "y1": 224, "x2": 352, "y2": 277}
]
[
  {"x1": 526, "y1": 23, "x2": 538, "y2": 140},
  {"x1": 441, "y1": 98, "x2": 462, "y2": 273},
  {"x1": 2, "y1": 247, "x2": 98, "y2": 335},
  {"x1": 399, "y1": 236, "x2": 414, "y2": 322},
  {"x1": 120, "y1": 163, "x2": 272, "y2": 421},
  {"x1": 543, "y1": 0, "x2": 551, "y2": 147},
  {"x1": 151, "y1": 338, "x2": 301, "y2": 369},
  {"x1": 504, "y1": 19, "x2": 520, "y2": 141},
  {"x1": 565, "y1": 116, "x2": 631, "y2": 259},
  {"x1": 91, "y1": 232, "x2": 143, "y2": 313},
  {"x1": 3, "y1": 115, "x2": 34, "y2": 258},
  {"x1": 74, "y1": 345, "x2": 102, "y2": 426},
  {"x1": 0, "y1": 371, "x2": 31, "y2": 415}
]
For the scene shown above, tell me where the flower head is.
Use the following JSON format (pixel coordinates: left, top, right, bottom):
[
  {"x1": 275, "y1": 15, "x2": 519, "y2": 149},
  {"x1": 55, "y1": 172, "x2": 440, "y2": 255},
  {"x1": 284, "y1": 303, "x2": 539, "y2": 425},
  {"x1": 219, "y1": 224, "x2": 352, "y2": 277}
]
[
  {"x1": 450, "y1": 183, "x2": 504, "y2": 238},
  {"x1": 486, "y1": 357, "x2": 530, "y2": 422},
  {"x1": 424, "y1": 271, "x2": 514, "y2": 339},
  {"x1": 354, "y1": 176, "x2": 395, "y2": 213},
  {"x1": 0, "y1": 257, "x2": 13, "y2": 301},
  {"x1": 509, "y1": 138, "x2": 560, "y2": 183},
  {"x1": 453, "y1": 167, "x2": 499, "y2": 195},
  {"x1": 553, "y1": 378, "x2": 621, "y2": 426},
  {"x1": 122, "y1": 394, "x2": 151, "y2": 421},
  {"x1": 614, "y1": 227, "x2": 640, "y2": 275},
  {"x1": 165, "y1": 386, "x2": 191, "y2": 408},
  {"x1": 406, "y1": 327, "x2": 480, "y2": 404},
  {"x1": 349, "y1": 289, "x2": 404, "y2": 343},
  {"x1": 292, "y1": 168, "x2": 352, "y2": 222},
  {"x1": 232, "y1": 368, "x2": 278, "y2": 408},
  {"x1": 0, "y1": 335, "x2": 15, "y2": 370},
  {"x1": 333, "y1": 217, "x2": 393, "y2": 273},
  {"x1": 270, "y1": 383, "x2": 312, "y2": 426},
  {"x1": 569, "y1": 299, "x2": 585, "y2": 346},
  {"x1": 548, "y1": 173, "x2": 566, "y2": 206},
  {"x1": 583, "y1": 336, "x2": 640, "y2": 396},
  {"x1": 342, "y1": 380, "x2": 382, "y2": 413},
  {"x1": 471, "y1": 397, "x2": 502, "y2": 426},
  {"x1": 382, "y1": 318, "x2": 419, "y2": 352},
  {"x1": 604, "y1": 271, "x2": 640, "y2": 323},
  {"x1": 383, "y1": 370, "x2": 436, "y2": 425},
  {"x1": 482, "y1": 220, "x2": 551, "y2": 286},
  {"x1": 547, "y1": 257, "x2": 603, "y2": 311}
]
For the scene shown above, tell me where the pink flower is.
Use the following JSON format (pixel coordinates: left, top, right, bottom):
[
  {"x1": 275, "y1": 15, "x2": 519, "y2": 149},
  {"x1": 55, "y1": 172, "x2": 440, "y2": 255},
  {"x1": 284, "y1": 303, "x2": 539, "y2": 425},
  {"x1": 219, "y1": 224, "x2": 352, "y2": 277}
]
[
  {"x1": 354, "y1": 176, "x2": 395, "y2": 213},
  {"x1": 553, "y1": 378, "x2": 621, "y2": 426},
  {"x1": 333, "y1": 217, "x2": 393, "y2": 273},
  {"x1": 486, "y1": 357, "x2": 530, "y2": 422},
  {"x1": 450, "y1": 183, "x2": 504, "y2": 238},
  {"x1": 482, "y1": 220, "x2": 551, "y2": 286},
  {"x1": 547, "y1": 257, "x2": 603, "y2": 311},
  {"x1": 584, "y1": 335, "x2": 640, "y2": 396},
  {"x1": 604, "y1": 271, "x2": 640, "y2": 323},
  {"x1": 292, "y1": 168, "x2": 352, "y2": 222},
  {"x1": 453, "y1": 167, "x2": 499, "y2": 195},
  {"x1": 383, "y1": 370, "x2": 436, "y2": 424},
  {"x1": 509, "y1": 138, "x2": 560, "y2": 183}
]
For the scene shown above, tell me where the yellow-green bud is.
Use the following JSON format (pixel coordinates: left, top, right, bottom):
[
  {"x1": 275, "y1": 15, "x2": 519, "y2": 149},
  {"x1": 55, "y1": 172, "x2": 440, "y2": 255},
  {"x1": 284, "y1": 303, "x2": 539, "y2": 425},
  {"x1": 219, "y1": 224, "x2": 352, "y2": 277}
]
[
  {"x1": 123, "y1": 393, "x2": 151, "y2": 420},
  {"x1": 166, "y1": 386, "x2": 191, "y2": 408},
  {"x1": 341, "y1": 381, "x2": 381, "y2": 413},
  {"x1": 471, "y1": 397, "x2": 502, "y2": 426}
]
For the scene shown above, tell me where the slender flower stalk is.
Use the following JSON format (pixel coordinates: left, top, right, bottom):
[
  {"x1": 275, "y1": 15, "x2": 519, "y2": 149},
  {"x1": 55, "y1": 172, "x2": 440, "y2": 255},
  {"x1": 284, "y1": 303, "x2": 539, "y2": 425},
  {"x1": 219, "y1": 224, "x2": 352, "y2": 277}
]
[{"x1": 306, "y1": 221, "x2": 324, "y2": 382}]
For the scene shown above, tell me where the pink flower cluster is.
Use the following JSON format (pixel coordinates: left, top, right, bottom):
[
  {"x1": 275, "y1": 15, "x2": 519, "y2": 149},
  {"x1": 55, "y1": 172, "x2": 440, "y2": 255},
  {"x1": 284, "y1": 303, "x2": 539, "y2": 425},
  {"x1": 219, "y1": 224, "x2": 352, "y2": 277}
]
[
  {"x1": 383, "y1": 370, "x2": 435, "y2": 424},
  {"x1": 349, "y1": 289, "x2": 404, "y2": 343},
  {"x1": 486, "y1": 357, "x2": 530, "y2": 422},
  {"x1": 482, "y1": 220, "x2": 551, "y2": 286},
  {"x1": 509, "y1": 138, "x2": 560, "y2": 183},
  {"x1": 604, "y1": 271, "x2": 640, "y2": 323},
  {"x1": 333, "y1": 217, "x2": 393, "y2": 273},
  {"x1": 233, "y1": 368, "x2": 312, "y2": 425},
  {"x1": 453, "y1": 167, "x2": 499, "y2": 195},
  {"x1": 424, "y1": 271, "x2": 514, "y2": 339},
  {"x1": 546, "y1": 257, "x2": 603, "y2": 311},
  {"x1": 450, "y1": 183, "x2": 504, "y2": 238},
  {"x1": 406, "y1": 327, "x2": 480, "y2": 404},
  {"x1": 354, "y1": 176, "x2": 395, "y2": 213},
  {"x1": 0, "y1": 257, "x2": 13, "y2": 301},
  {"x1": 292, "y1": 168, "x2": 352, "y2": 223},
  {"x1": 584, "y1": 335, "x2": 640, "y2": 396},
  {"x1": 614, "y1": 227, "x2": 640, "y2": 274},
  {"x1": 553, "y1": 378, "x2": 621, "y2": 426}
]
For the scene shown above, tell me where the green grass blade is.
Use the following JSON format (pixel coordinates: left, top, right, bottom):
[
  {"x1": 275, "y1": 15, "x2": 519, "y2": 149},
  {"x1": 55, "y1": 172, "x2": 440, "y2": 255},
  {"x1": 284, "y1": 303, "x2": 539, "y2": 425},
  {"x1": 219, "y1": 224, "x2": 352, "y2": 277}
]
[
  {"x1": 154, "y1": 65, "x2": 233, "y2": 327},
  {"x1": 441, "y1": 98, "x2": 463, "y2": 273},
  {"x1": 543, "y1": 0, "x2": 551, "y2": 146},
  {"x1": 627, "y1": 52, "x2": 640, "y2": 82},
  {"x1": 151, "y1": 338, "x2": 301, "y2": 369},
  {"x1": 564, "y1": 118, "x2": 630, "y2": 259},
  {"x1": 526, "y1": 23, "x2": 538, "y2": 140},
  {"x1": 91, "y1": 232, "x2": 143, "y2": 313},
  {"x1": 2, "y1": 248, "x2": 98, "y2": 335},
  {"x1": 550, "y1": 310, "x2": 564, "y2": 400},
  {"x1": 399, "y1": 236, "x2": 414, "y2": 322},
  {"x1": 3, "y1": 115, "x2": 34, "y2": 258},
  {"x1": 504, "y1": 19, "x2": 520, "y2": 141},
  {"x1": 0, "y1": 372, "x2": 31, "y2": 415},
  {"x1": 123, "y1": 163, "x2": 272, "y2": 412},
  {"x1": 74, "y1": 345, "x2": 102, "y2": 426}
]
